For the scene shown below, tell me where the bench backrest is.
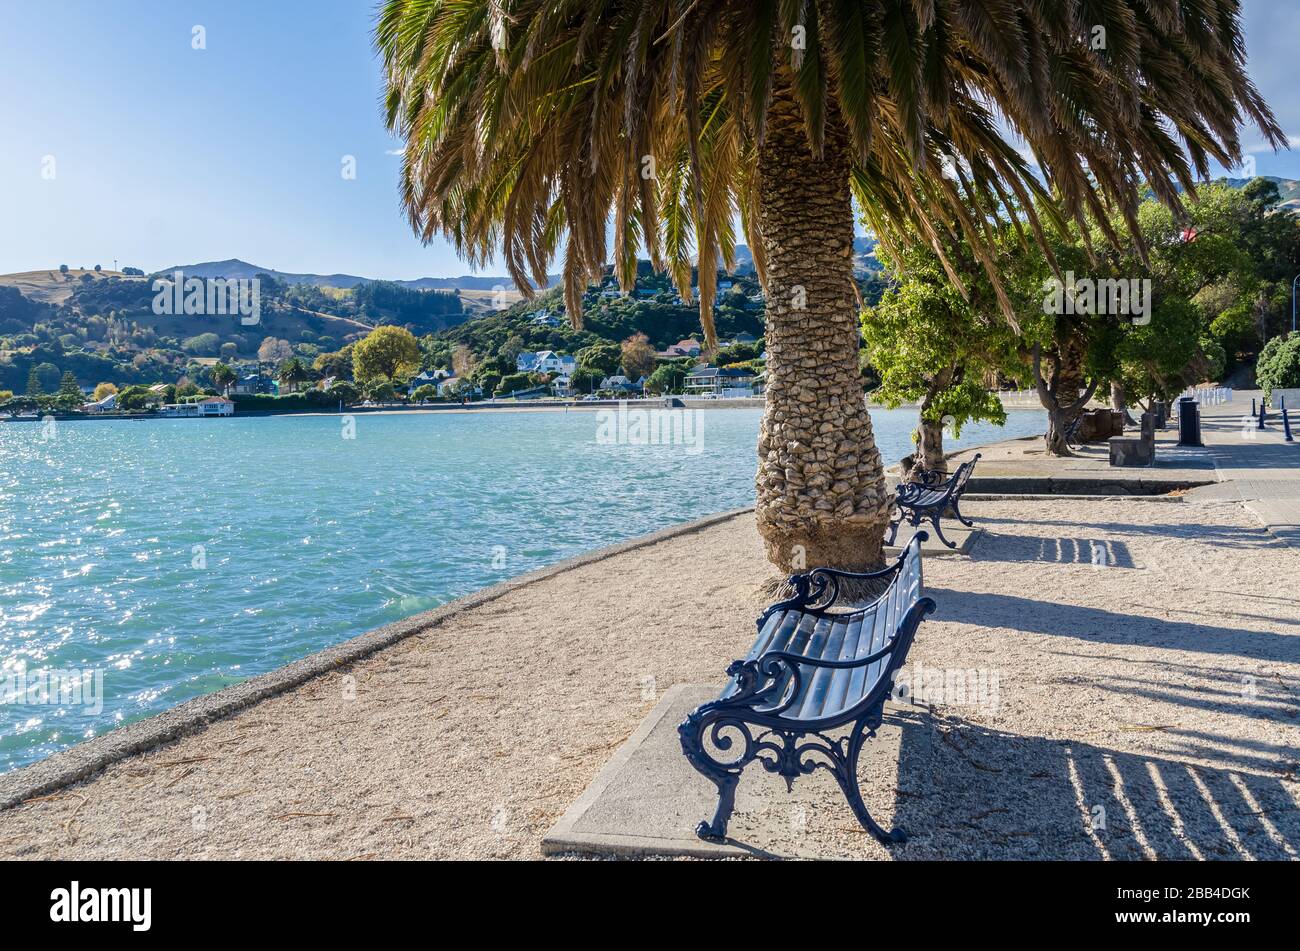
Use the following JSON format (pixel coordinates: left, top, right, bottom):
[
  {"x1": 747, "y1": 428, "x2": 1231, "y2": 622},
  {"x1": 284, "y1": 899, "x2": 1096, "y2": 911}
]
[
  {"x1": 731, "y1": 536, "x2": 928, "y2": 724},
  {"x1": 948, "y1": 453, "x2": 981, "y2": 496}
]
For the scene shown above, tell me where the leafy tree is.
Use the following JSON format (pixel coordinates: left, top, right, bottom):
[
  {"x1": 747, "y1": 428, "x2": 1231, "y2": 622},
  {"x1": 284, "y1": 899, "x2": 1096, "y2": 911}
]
[
  {"x1": 644, "y1": 361, "x2": 687, "y2": 395},
  {"x1": 863, "y1": 236, "x2": 1020, "y2": 477},
  {"x1": 620, "y1": 332, "x2": 656, "y2": 381},
  {"x1": 182, "y1": 332, "x2": 221, "y2": 356},
  {"x1": 257, "y1": 336, "x2": 294, "y2": 365},
  {"x1": 377, "y1": 0, "x2": 1281, "y2": 572},
  {"x1": 411, "y1": 383, "x2": 438, "y2": 402},
  {"x1": 92, "y1": 382, "x2": 118, "y2": 401},
  {"x1": 1257, "y1": 333, "x2": 1300, "y2": 400},
  {"x1": 58, "y1": 264, "x2": 68, "y2": 275},
  {"x1": 353, "y1": 325, "x2": 420, "y2": 383},
  {"x1": 325, "y1": 380, "x2": 361, "y2": 406},
  {"x1": 313, "y1": 346, "x2": 354, "y2": 380},
  {"x1": 575, "y1": 341, "x2": 620, "y2": 377},
  {"x1": 569, "y1": 366, "x2": 603, "y2": 395},
  {"x1": 495, "y1": 372, "x2": 535, "y2": 396}
]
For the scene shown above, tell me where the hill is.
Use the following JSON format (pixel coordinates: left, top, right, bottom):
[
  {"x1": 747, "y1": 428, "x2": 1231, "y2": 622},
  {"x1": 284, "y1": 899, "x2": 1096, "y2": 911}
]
[{"x1": 158, "y1": 257, "x2": 559, "y2": 293}]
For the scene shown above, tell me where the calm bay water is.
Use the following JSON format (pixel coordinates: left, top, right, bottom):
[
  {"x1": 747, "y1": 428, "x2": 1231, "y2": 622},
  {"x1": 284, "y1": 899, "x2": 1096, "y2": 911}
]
[{"x1": 0, "y1": 406, "x2": 1044, "y2": 772}]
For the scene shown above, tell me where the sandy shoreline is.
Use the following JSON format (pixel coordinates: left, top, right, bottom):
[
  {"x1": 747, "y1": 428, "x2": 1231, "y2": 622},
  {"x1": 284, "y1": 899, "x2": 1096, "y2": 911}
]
[{"x1": 1, "y1": 489, "x2": 1297, "y2": 859}]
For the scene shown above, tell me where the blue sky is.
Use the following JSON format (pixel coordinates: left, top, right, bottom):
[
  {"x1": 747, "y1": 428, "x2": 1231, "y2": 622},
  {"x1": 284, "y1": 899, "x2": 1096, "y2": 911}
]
[{"x1": 2, "y1": 0, "x2": 1298, "y2": 281}]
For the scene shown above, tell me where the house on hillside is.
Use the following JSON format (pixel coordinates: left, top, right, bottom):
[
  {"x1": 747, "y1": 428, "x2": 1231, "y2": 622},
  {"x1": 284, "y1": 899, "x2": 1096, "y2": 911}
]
[
  {"x1": 666, "y1": 339, "x2": 702, "y2": 358},
  {"x1": 551, "y1": 375, "x2": 574, "y2": 398},
  {"x1": 406, "y1": 369, "x2": 449, "y2": 394},
  {"x1": 599, "y1": 375, "x2": 640, "y2": 395},
  {"x1": 529, "y1": 310, "x2": 563, "y2": 327},
  {"x1": 684, "y1": 365, "x2": 757, "y2": 397},
  {"x1": 516, "y1": 350, "x2": 575, "y2": 375}
]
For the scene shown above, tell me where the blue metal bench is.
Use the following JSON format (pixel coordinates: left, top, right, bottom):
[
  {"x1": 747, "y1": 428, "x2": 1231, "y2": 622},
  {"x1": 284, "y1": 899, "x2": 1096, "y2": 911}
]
[
  {"x1": 886, "y1": 453, "x2": 980, "y2": 550},
  {"x1": 678, "y1": 534, "x2": 937, "y2": 844}
]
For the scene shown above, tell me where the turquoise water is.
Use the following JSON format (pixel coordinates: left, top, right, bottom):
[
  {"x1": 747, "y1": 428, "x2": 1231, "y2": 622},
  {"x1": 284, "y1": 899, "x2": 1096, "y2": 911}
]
[{"x1": 0, "y1": 406, "x2": 1044, "y2": 772}]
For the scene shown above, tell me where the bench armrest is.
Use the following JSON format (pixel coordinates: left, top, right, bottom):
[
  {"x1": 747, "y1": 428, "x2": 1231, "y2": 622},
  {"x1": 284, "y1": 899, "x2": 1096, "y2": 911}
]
[
  {"x1": 756, "y1": 597, "x2": 937, "y2": 670},
  {"x1": 774, "y1": 534, "x2": 927, "y2": 614}
]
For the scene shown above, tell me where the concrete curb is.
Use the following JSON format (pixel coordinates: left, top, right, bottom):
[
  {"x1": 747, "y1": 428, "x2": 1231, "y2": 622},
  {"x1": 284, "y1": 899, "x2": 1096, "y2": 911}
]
[
  {"x1": 0, "y1": 507, "x2": 754, "y2": 812},
  {"x1": 966, "y1": 476, "x2": 1214, "y2": 496}
]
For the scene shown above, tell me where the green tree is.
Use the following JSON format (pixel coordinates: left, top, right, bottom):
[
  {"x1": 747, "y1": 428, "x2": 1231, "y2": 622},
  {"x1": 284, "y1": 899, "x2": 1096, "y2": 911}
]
[
  {"x1": 352, "y1": 325, "x2": 419, "y2": 383},
  {"x1": 576, "y1": 341, "x2": 621, "y2": 378},
  {"x1": 863, "y1": 236, "x2": 1020, "y2": 477},
  {"x1": 25, "y1": 366, "x2": 43, "y2": 396},
  {"x1": 57, "y1": 370, "x2": 82, "y2": 401},
  {"x1": 1257, "y1": 333, "x2": 1300, "y2": 400},
  {"x1": 377, "y1": 0, "x2": 1281, "y2": 573},
  {"x1": 645, "y1": 361, "x2": 687, "y2": 396}
]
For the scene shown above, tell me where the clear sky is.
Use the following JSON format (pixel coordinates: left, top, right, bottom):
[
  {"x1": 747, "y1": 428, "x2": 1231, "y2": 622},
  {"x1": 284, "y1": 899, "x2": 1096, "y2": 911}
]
[{"x1": 2, "y1": 0, "x2": 1298, "y2": 281}]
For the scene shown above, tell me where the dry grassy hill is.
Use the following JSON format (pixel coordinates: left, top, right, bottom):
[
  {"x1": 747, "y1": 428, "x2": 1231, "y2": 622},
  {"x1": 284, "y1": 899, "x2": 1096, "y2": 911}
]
[{"x1": 0, "y1": 268, "x2": 135, "y2": 306}]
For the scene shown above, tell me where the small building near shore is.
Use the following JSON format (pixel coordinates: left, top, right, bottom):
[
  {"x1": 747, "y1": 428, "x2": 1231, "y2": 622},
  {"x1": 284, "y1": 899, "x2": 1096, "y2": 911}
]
[{"x1": 161, "y1": 397, "x2": 234, "y2": 417}]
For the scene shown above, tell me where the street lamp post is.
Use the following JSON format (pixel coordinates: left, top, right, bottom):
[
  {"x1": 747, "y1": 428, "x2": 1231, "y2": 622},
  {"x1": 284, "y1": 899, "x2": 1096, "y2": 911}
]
[{"x1": 1293, "y1": 273, "x2": 1299, "y2": 334}]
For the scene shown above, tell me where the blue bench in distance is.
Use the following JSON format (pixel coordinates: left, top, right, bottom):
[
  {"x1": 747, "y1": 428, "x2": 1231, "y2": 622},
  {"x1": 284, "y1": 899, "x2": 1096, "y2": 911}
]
[{"x1": 886, "y1": 453, "x2": 980, "y2": 550}]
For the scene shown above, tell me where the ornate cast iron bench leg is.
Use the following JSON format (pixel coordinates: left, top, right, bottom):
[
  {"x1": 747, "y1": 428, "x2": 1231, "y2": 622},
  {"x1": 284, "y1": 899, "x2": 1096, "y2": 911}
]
[
  {"x1": 885, "y1": 511, "x2": 902, "y2": 545},
  {"x1": 929, "y1": 512, "x2": 956, "y2": 549},
  {"x1": 834, "y1": 718, "x2": 908, "y2": 844},
  {"x1": 678, "y1": 711, "x2": 744, "y2": 841}
]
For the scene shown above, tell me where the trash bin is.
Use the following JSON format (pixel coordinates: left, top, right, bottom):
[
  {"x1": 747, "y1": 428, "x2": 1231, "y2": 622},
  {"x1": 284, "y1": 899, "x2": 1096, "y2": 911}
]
[{"x1": 1177, "y1": 396, "x2": 1202, "y2": 447}]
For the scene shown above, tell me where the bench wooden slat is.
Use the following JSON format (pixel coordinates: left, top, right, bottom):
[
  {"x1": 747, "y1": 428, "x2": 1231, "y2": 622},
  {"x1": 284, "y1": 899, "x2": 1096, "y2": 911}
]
[
  {"x1": 820, "y1": 610, "x2": 870, "y2": 719},
  {"x1": 792, "y1": 614, "x2": 852, "y2": 720},
  {"x1": 769, "y1": 611, "x2": 821, "y2": 709}
]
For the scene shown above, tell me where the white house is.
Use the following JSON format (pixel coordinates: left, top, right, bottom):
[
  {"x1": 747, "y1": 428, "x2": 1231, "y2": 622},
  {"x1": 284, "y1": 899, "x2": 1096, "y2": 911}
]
[
  {"x1": 684, "y1": 365, "x2": 756, "y2": 398},
  {"x1": 437, "y1": 375, "x2": 482, "y2": 398},
  {"x1": 82, "y1": 392, "x2": 117, "y2": 413},
  {"x1": 161, "y1": 397, "x2": 234, "y2": 417},
  {"x1": 516, "y1": 350, "x2": 576, "y2": 375},
  {"x1": 406, "y1": 370, "x2": 447, "y2": 395},
  {"x1": 529, "y1": 311, "x2": 563, "y2": 327},
  {"x1": 551, "y1": 375, "x2": 574, "y2": 398},
  {"x1": 599, "y1": 375, "x2": 640, "y2": 394}
]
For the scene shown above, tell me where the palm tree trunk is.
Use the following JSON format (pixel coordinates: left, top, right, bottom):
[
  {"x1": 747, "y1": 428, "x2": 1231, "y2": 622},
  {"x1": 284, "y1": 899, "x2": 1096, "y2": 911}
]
[{"x1": 755, "y1": 83, "x2": 890, "y2": 573}]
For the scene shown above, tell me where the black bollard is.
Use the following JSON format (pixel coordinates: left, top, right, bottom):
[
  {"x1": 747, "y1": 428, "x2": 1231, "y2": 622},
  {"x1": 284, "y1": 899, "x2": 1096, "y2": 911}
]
[
  {"x1": 1177, "y1": 396, "x2": 1203, "y2": 447},
  {"x1": 1259, "y1": 400, "x2": 1267, "y2": 430},
  {"x1": 1285, "y1": 407, "x2": 1294, "y2": 443},
  {"x1": 1252, "y1": 397, "x2": 1257, "y2": 416}
]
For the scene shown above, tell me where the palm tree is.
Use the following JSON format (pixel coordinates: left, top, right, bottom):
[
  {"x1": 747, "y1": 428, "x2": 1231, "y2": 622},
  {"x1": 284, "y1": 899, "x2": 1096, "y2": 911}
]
[
  {"x1": 210, "y1": 362, "x2": 237, "y2": 396},
  {"x1": 376, "y1": 0, "x2": 1280, "y2": 572},
  {"x1": 278, "y1": 357, "x2": 310, "y2": 395}
]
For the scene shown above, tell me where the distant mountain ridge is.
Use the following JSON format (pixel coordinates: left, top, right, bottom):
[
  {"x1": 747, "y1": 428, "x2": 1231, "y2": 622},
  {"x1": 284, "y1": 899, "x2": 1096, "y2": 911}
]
[{"x1": 156, "y1": 258, "x2": 559, "y2": 292}]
